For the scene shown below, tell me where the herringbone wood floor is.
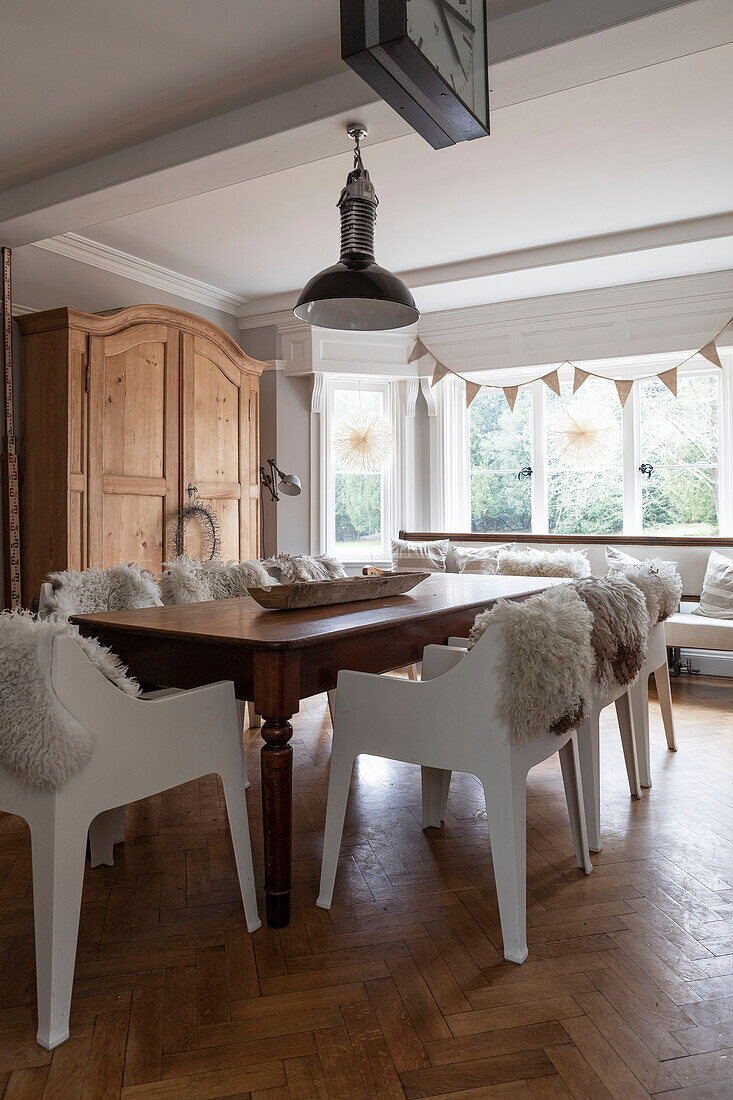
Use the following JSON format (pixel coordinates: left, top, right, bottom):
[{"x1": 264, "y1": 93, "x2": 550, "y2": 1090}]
[{"x1": 0, "y1": 676, "x2": 732, "y2": 1098}]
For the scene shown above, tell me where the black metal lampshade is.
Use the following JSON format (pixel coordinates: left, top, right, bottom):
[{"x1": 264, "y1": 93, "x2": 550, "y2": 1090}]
[{"x1": 294, "y1": 128, "x2": 419, "y2": 332}]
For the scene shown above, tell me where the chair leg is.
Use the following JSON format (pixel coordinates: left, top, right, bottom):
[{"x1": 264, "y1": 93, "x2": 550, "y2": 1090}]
[
  {"x1": 482, "y1": 763, "x2": 528, "y2": 964},
  {"x1": 614, "y1": 691, "x2": 642, "y2": 800},
  {"x1": 421, "y1": 767, "x2": 452, "y2": 829},
  {"x1": 558, "y1": 734, "x2": 593, "y2": 875},
  {"x1": 30, "y1": 804, "x2": 89, "y2": 1050},
  {"x1": 654, "y1": 663, "x2": 677, "y2": 751},
  {"x1": 407, "y1": 663, "x2": 420, "y2": 681},
  {"x1": 88, "y1": 810, "x2": 115, "y2": 868},
  {"x1": 576, "y1": 715, "x2": 602, "y2": 853},
  {"x1": 246, "y1": 702, "x2": 262, "y2": 730},
  {"x1": 317, "y1": 740, "x2": 356, "y2": 911},
  {"x1": 630, "y1": 675, "x2": 652, "y2": 788},
  {"x1": 219, "y1": 772, "x2": 261, "y2": 934},
  {"x1": 327, "y1": 689, "x2": 337, "y2": 727}
]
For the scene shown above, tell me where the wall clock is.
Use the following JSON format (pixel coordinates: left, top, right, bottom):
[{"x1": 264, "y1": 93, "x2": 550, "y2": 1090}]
[{"x1": 341, "y1": 0, "x2": 489, "y2": 149}]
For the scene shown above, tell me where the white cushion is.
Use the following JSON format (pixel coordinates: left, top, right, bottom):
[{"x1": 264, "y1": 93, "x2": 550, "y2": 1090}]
[
  {"x1": 605, "y1": 545, "x2": 641, "y2": 569},
  {"x1": 392, "y1": 538, "x2": 449, "y2": 573},
  {"x1": 453, "y1": 543, "x2": 512, "y2": 575},
  {"x1": 665, "y1": 611, "x2": 733, "y2": 651},
  {"x1": 497, "y1": 547, "x2": 591, "y2": 580},
  {"x1": 694, "y1": 550, "x2": 733, "y2": 619}
]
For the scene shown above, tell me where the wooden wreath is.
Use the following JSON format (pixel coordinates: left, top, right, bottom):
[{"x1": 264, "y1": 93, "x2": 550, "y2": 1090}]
[{"x1": 171, "y1": 486, "x2": 221, "y2": 560}]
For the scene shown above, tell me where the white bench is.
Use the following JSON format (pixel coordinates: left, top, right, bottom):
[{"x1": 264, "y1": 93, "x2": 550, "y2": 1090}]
[{"x1": 400, "y1": 532, "x2": 733, "y2": 675}]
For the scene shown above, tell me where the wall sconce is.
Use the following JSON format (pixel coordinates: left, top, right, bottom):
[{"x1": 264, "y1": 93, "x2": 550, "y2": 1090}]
[{"x1": 259, "y1": 458, "x2": 302, "y2": 503}]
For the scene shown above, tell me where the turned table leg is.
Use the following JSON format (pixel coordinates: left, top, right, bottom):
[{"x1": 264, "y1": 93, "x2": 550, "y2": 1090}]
[
  {"x1": 260, "y1": 715, "x2": 294, "y2": 928},
  {"x1": 253, "y1": 650, "x2": 300, "y2": 929}
]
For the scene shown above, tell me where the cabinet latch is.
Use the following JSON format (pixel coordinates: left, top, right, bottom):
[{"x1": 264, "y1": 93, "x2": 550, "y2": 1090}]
[{"x1": 84, "y1": 361, "x2": 90, "y2": 393}]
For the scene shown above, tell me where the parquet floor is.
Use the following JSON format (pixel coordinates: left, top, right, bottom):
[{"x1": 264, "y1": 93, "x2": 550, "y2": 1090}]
[{"x1": 0, "y1": 676, "x2": 732, "y2": 1098}]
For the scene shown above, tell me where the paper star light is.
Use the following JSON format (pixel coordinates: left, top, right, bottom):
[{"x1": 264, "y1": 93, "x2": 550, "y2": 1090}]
[
  {"x1": 549, "y1": 399, "x2": 617, "y2": 469},
  {"x1": 333, "y1": 409, "x2": 392, "y2": 471}
]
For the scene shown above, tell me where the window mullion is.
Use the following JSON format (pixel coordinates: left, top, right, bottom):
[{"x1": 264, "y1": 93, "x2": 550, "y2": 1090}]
[
  {"x1": 531, "y1": 381, "x2": 548, "y2": 533},
  {"x1": 622, "y1": 384, "x2": 641, "y2": 534}
]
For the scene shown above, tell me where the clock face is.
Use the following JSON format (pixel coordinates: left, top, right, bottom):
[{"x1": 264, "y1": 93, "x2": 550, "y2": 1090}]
[{"x1": 406, "y1": 0, "x2": 488, "y2": 127}]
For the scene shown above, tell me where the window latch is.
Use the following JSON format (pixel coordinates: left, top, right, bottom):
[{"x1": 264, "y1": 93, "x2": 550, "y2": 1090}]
[
  {"x1": 639, "y1": 463, "x2": 654, "y2": 479},
  {"x1": 517, "y1": 466, "x2": 533, "y2": 481}
]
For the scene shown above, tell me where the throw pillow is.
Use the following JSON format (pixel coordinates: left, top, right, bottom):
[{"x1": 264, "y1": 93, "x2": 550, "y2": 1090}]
[
  {"x1": 605, "y1": 545, "x2": 641, "y2": 569},
  {"x1": 391, "y1": 538, "x2": 449, "y2": 573},
  {"x1": 694, "y1": 550, "x2": 733, "y2": 619},
  {"x1": 497, "y1": 547, "x2": 591, "y2": 580},
  {"x1": 453, "y1": 543, "x2": 512, "y2": 575}
]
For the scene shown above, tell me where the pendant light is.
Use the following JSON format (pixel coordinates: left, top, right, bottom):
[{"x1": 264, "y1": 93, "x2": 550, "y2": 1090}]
[{"x1": 294, "y1": 126, "x2": 419, "y2": 332}]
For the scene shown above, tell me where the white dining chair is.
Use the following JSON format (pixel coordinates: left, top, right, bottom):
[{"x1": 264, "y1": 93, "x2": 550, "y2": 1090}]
[
  {"x1": 629, "y1": 621, "x2": 676, "y2": 788},
  {"x1": 318, "y1": 627, "x2": 592, "y2": 965},
  {"x1": 0, "y1": 631, "x2": 260, "y2": 1051}
]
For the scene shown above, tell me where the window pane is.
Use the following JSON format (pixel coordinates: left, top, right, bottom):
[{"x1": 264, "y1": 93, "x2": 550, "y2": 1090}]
[
  {"x1": 549, "y1": 469, "x2": 623, "y2": 534},
  {"x1": 470, "y1": 389, "x2": 531, "y2": 531},
  {"x1": 640, "y1": 373, "x2": 719, "y2": 535},
  {"x1": 331, "y1": 385, "x2": 388, "y2": 559},
  {"x1": 545, "y1": 377, "x2": 623, "y2": 534},
  {"x1": 334, "y1": 471, "x2": 382, "y2": 556},
  {"x1": 471, "y1": 471, "x2": 532, "y2": 532},
  {"x1": 642, "y1": 467, "x2": 719, "y2": 535},
  {"x1": 640, "y1": 373, "x2": 718, "y2": 466}
]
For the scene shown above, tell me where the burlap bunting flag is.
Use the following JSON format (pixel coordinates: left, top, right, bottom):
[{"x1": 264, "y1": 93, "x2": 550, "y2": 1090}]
[
  {"x1": 658, "y1": 366, "x2": 677, "y2": 396},
  {"x1": 541, "y1": 370, "x2": 561, "y2": 396},
  {"x1": 465, "y1": 381, "x2": 482, "y2": 408},
  {"x1": 699, "y1": 341, "x2": 722, "y2": 369},
  {"x1": 431, "y1": 361, "x2": 450, "y2": 387},
  {"x1": 615, "y1": 379, "x2": 634, "y2": 407},
  {"x1": 573, "y1": 367, "x2": 590, "y2": 393},
  {"x1": 503, "y1": 386, "x2": 519, "y2": 412},
  {"x1": 408, "y1": 338, "x2": 428, "y2": 363}
]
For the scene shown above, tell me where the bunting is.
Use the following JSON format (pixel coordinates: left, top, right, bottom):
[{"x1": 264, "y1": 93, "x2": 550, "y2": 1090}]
[
  {"x1": 431, "y1": 361, "x2": 450, "y2": 387},
  {"x1": 503, "y1": 385, "x2": 519, "y2": 412},
  {"x1": 465, "y1": 381, "x2": 482, "y2": 408},
  {"x1": 699, "y1": 340, "x2": 722, "y2": 369},
  {"x1": 658, "y1": 366, "x2": 678, "y2": 397},
  {"x1": 408, "y1": 337, "x2": 429, "y2": 363},
  {"x1": 573, "y1": 367, "x2": 590, "y2": 393},
  {"x1": 542, "y1": 370, "x2": 561, "y2": 396},
  {"x1": 615, "y1": 379, "x2": 634, "y2": 408},
  {"x1": 408, "y1": 311, "x2": 731, "y2": 410}
]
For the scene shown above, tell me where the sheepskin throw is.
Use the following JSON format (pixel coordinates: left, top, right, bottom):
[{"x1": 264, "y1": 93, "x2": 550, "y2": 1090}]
[
  {"x1": 264, "y1": 554, "x2": 348, "y2": 583},
  {"x1": 497, "y1": 547, "x2": 591, "y2": 580},
  {"x1": 608, "y1": 558, "x2": 683, "y2": 624},
  {"x1": 468, "y1": 586, "x2": 595, "y2": 744},
  {"x1": 0, "y1": 612, "x2": 139, "y2": 792},
  {"x1": 573, "y1": 574, "x2": 650, "y2": 694},
  {"x1": 160, "y1": 558, "x2": 275, "y2": 604},
  {"x1": 44, "y1": 564, "x2": 162, "y2": 620}
]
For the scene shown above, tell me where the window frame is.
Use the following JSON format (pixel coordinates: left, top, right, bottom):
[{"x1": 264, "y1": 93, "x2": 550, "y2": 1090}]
[{"x1": 465, "y1": 348, "x2": 733, "y2": 538}]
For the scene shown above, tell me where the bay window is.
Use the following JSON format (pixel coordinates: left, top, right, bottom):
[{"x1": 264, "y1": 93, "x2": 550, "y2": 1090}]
[{"x1": 467, "y1": 351, "x2": 731, "y2": 537}]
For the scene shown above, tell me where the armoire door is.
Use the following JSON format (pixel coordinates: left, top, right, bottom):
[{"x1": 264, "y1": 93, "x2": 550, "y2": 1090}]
[
  {"x1": 88, "y1": 324, "x2": 179, "y2": 575},
  {"x1": 180, "y1": 333, "x2": 257, "y2": 561}
]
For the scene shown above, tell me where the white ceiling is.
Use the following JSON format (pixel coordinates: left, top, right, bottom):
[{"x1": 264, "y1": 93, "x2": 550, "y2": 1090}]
[
  {"x1": 4, "y1": 0, "x2": 730, "y2": 319},
  {"x1": 77, "y1": 39, "x2": 733, "y2": 303}
]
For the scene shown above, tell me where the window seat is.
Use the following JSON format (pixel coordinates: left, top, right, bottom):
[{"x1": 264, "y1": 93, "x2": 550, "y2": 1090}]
[{"x1": 399, "y1": 532, "x2": 733, "y2": 669}]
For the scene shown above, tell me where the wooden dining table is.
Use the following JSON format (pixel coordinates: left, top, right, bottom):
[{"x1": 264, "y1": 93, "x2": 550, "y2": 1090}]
[{"x1": 73, "y1": 573, "x2": 556, "y2": 928}]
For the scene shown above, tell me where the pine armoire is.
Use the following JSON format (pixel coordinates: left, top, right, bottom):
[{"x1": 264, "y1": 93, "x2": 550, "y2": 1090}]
[{"x1": 18, "y1": 305, "x2": 266, "y2": 606}]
